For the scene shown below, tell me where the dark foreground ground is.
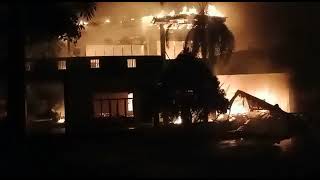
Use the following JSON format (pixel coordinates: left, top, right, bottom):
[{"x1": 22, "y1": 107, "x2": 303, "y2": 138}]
[{"x1": 1, "y1": 127, "x2": 320, "y2": 178}]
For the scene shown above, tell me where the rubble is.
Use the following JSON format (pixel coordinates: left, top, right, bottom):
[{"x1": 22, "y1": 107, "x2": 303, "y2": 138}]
[{"x1": 226, "y1": 90, "x2": 304, "y2": 142}]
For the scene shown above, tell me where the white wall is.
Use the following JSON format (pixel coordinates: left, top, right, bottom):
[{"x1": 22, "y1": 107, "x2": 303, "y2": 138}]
[{"x1": 86, "y1": 45, "x2": 145, "y2": 56}]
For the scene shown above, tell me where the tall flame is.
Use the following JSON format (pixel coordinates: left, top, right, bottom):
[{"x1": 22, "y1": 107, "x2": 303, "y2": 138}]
[
  {"x1": 79, "y1": 20, "x2": 88, "y2": 26},
  {"x1": 173, "y1": 115, "x2": 182, "y2": 125},
  {"x1": 189, "y1": 7, "x2": 198, "y2": 15},
  {"x1": 179, "y1": 6, "x2": 198, "y2": 15},
  {"x1": 207, "y1": 5, "x2": 224, "y2": 17},
  {"x1": 141, "y1": 5, "x2": 224, "y2": 27},
  {"x1": 180, "y1": 6, "x2": 188, "y2": 15},
  {"x1": 141, "y1": 15, "x2": 154, "y2": 24},
  {"x1": 169, "y1": 10, "x2": 175, "y2": 17},
  {"x1": 229, "y1": 89, "x2": 280, "y2": 115},
  {"x1": 156, "y1": 10, "x2": 165, "y2": 18},
  {"x1": 230, "y1": 97, "x2": 250, "y2": 115}
]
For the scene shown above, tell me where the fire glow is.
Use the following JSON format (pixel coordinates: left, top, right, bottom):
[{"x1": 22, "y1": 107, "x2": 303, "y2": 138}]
[
  {"x1": 141, "y1": 5, "x2": 225, "y2": 26},
  {"x1": 230, "y1": 97, "x2": 250, "y2": 115},
  {"x1": 206, "y1": 5, "x2": 224, "y2": 17},
  {"x1": 54, "y1": 104, "x2": 65, "y2": 124},
  {"x1": 218, "y1": 73, "x2": 291, "y2": 115},
  {"x1": 179, "y1": 6, "x2": 198, "y2": 16},
  {"x1": 79, "y1": 20, "x2": 89, "y2": 26},
  {"x1": 57, "y1": 118, "x2": 65, "y2": 124},
  {"x1": 79, "y1": 4, "x2": 225, "y2": 30},
  {"x1": 173, "y1": 115, "x2": 182, "y2": 125},
  {"x1": 228, "y1": 88, "x2": 286, "y2": 115}
]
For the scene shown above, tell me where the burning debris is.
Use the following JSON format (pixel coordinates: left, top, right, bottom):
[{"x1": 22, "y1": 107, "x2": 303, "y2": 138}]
[
  {"x1": 156, "y1": 86, "x2": 304, "y2": 144},
  {"x1": 142, "y1": 5, "x2": 226, "y2": 30},
  {"x1": 229, "y1": 90, "x2": 288, "y2": 116},
  {"x1": 225, "y1": 90, "x2": 304, "y2": 142}
]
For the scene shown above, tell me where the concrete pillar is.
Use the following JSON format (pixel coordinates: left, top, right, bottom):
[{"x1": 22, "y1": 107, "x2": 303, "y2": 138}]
[{"x1": 64, "y1": 72, "x2": 93, "y2": 135}]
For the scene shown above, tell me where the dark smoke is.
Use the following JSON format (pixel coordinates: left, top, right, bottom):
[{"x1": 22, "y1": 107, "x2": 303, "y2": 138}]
[{"x1": 26, "y1": 82, "x2": 64, "y2": 119}]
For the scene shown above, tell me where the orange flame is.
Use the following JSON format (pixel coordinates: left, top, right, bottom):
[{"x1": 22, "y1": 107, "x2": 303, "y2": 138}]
[
  {"x1": 179, "y1": 6, "x2": 198, "y2": 15},
  {"x1": 169, "y1": 10, "x2": 175, "y2": 17},
  {"x1": 141, "y1": 15, "x2": 154, "y2": 25},
  {"x1": 207, "y1": 5, "x2": 224, "y2": 17},
  {"x1": 141, "y1": 5, "x2": 224, "y2": 26},
  {"x1": 79, "y1": 20, "x2": 88, "y2": 26}
]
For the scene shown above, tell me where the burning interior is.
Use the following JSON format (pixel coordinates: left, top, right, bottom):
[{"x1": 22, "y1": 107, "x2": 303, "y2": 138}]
[{"x1": 93, "y1": 92, "x2": 134, "y2": 118}]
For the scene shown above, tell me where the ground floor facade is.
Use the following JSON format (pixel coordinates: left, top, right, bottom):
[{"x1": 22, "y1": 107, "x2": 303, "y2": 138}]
[{"x1": 24, "y1": 56, "x2": 294, "y2": 134}]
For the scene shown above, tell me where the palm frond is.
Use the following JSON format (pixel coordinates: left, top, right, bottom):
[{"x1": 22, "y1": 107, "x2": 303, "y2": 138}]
[
  {"x1": 198, "y1": 2, "x2": 207, "y2": 14},
  {"x1": 78, "y1": 2, "x2": 97, "y2": 20},
  {"x1": 182, "y1": 6, "x2": 235, "y2": 67}
]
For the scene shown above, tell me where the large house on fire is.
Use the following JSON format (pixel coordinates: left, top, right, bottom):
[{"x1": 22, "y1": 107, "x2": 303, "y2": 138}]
[
  {"x1": 25, "y1": 47, "x2": 294, "y2": 134},
  {"x1": 24, "y1": 4, "x2": 295, "y2": 134}
]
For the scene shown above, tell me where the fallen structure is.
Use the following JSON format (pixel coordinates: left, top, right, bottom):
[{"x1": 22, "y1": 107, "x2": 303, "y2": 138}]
[
  {"x1": 229, "y1": 90, "x2": 288, "y2": 117},
  {"x1": 227, "y1": 90, "x2": 306, "y2": 143}
]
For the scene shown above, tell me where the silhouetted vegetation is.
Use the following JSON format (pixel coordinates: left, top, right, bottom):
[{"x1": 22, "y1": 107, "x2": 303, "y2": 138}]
[
  {"x1": 23, "y1": 2, "x2": 96, "y2": 44},
  {"x1": 8, "y1": 3, "x2": 96, "y2": 137},
  {"x1": 165, "y1": 2, "x2": 235, "y2": 73},
  {"x1": 153, "y1": 51, "x2": 229, "y2": 127},
  {"x1": 156, "y1": 3, "x2": 234, "y2": 127}
]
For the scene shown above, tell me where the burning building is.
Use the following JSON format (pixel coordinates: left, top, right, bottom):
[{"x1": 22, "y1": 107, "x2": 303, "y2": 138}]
[{"x1": 24, "y1": 2, "x2": 296, "y2": 134}]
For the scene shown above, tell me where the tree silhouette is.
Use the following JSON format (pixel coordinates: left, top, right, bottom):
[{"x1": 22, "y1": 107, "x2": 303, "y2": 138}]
[
  {"x1": 8, "y1": 2, "x2": 96, "y2": 138},
  {"x1": 155, "y1": 3, "x2": 232, "y2": 126},
  {"x1": 153, "y1": 51, "x2": 229, "y2": 127}
]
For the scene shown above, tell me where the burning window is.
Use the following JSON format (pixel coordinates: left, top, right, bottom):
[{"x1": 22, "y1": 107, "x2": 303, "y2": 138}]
[
  {"x1": 93, "y1": 92, "x2": 134, "y2": 118},
  {"x1": 127, "y1": 59, "x2": 136, "y2": 68},
  {"x1": 128, "y1": 93, "x2": 133, "y2": 112},
  {"x1": 186, "y1": 89, "x2": 194, "y2": 93},
  {"x1": 90, "y1": 59, "x2": 100, "y2": 68},
  {"x1": 57, "y1": 60, "x2": 66, "y2": 70}
]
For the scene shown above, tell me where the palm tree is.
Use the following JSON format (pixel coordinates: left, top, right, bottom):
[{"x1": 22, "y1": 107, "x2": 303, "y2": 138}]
[
  {"x1": 166, "y1": 3, "x2": 235, "y2": 74},
  {"x1": 157, "y1": 3, "x2": 233, "y2": 125},
  {"x1": 7, "y1": 2, "x2": 96, "y2": 139},
  {"x1": 153, "y1": 52, "x2": 229, "y2": 127}
]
